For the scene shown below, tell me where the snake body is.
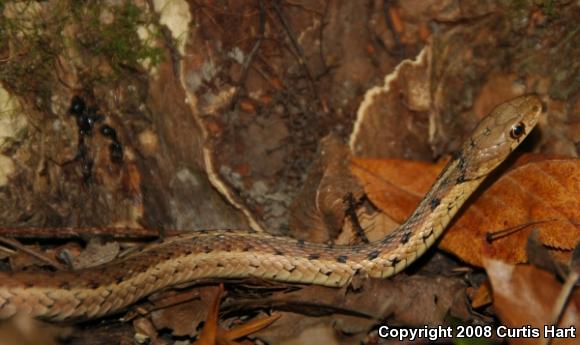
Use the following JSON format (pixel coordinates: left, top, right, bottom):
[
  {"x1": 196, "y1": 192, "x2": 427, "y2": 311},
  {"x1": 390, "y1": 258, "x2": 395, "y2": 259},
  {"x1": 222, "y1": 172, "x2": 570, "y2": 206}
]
[{"x1": 0, "y1": 95, "x2": 542, "y2": 321}]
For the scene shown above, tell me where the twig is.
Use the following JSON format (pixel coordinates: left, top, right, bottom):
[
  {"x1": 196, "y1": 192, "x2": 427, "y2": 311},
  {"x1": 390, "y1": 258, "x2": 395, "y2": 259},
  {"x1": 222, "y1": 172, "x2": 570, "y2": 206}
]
[
  {"x1": 486, "y1": 219, "x2": 558, "y2": 243},
  {"x1": 231, "y1": 0, "x2": 266, "y2": 110},
  {"x1": 383, "y1": 0, "x2": 405, "y2": 58},
  {"x1": 0, "y1": 236, "x2": 67, "y2": 270},
  {"x1": 0, "y1": 226, "x2": 166, "y2": 239},
  {"x1": 344, "y1": 193, "x2": 369, "y2": 244},
  {"x1": 270, "y1": 0, "x2": 324, "y2": 112},
  {"x1": 541, "y1": 244, "x2": 580, "y2": 345}
]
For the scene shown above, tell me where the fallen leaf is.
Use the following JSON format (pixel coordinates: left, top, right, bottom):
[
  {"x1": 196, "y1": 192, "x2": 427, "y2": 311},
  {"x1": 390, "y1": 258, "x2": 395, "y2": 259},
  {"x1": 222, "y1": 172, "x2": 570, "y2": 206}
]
[
  {"x1": 71, "y1": 238, "x2": 120, "y2": 270},
  {"x1": 195, "y1": 284, "x2": 281, "y2": 345},
  {"x1": 351, "y1": 155, "x2": 580, "y2": 267},
  {"x1": 149, "y1": 287, "x2": 210, "y2": 337},
  {"x1": 484, "y1": 259, "x2": 579, "y2": 345},
  {"x1": 469, "y1": 280, "x2": 493, "y2": 309},
  {"x1": 350, "y1": 157, "x2": 445, "y2": 224},
  {"x1": 251, "y1": 274, "x2": 470, "y2": 344}
]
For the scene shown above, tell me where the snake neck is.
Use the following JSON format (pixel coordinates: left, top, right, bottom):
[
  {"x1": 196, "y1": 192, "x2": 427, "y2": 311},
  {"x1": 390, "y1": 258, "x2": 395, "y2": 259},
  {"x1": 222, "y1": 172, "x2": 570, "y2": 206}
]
[{"x1": 368, "y1": 154, "x2": 487, "y2": 276}]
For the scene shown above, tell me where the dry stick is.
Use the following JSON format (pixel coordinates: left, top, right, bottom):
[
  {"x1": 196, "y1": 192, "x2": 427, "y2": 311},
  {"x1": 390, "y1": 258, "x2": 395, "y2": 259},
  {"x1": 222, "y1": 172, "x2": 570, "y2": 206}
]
[
  {"x1": 315, "y1": 0, "x2": 336, "y2": 81},
  {"x1": 0, "y1": 236, "x2": 67, "y2": 271},
  {"x1": 231, "y1": 0, "x2": 266, "y2": 110},
  {"x1": 542, "y1": 244, "x2": 580, "y2": 345},
  {"x1": 383, "y1": 0, "x2": 405, "y2": 58},
  {"x1": 286, "y1": 0, "x2": 333, "y2": 80},
  {"x1": 344, "y1": 193, "x2": 369, "y2": 244},
  {"x1": 542, "y1": 270, "x2": 579, "y2": 345},
  {"x1": 486, "y1": 219, "x2": 558, "y2": 243},
  {"x1": 270, "y1": 0, "x2": 325, "y2": 112},
  {"x1": 0, "y1": 226, "x2": 165, "y2": 239}
]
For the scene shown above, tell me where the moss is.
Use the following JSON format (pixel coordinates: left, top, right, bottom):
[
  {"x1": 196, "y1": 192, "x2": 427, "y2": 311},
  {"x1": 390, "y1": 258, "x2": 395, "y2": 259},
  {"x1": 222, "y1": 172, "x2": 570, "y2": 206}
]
[
  {"x1": 0, "y1": 1, "x2": 64, "y2": 102},
  {"x1": 537, "y1": 0, "x2": 558, "y2": 18},
  {"x1": 73, "y1": 1, "x2": 164, "y2": 74},
  {"x1": 0, "y1": 0, "x2": 165, "y2": 100}
]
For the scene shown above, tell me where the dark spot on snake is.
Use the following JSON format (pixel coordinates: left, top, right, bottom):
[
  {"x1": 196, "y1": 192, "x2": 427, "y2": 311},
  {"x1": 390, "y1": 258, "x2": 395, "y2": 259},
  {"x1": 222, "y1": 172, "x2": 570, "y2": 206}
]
[
  {"x1": 456, "y1": 174, "x2": 465, "y2": 184},
  {"x1": 115, "y1": 276, "x2": 124, "y2": 284},
  {"x1": 453, "y1": 150, "x2": 467, "y2": 175},
  {"x1": 434, "y1": 295, "x2": 439, "y2": 304},
  {"x1": 243, "y1": 244, "x2": 253, "y2": 252},
  {"x1": 59, "y1": 282, "x2": 71, "y2": 289},
  {"x1": 249, "y1": 262, "x2": 259, "y2": 268},
  {"x1": 336, "y1": 255, "x2": 348, "y2": 263},
  {"x1": 452, "y1": 149, "x2": 463, "y2": 161},
  {"x1": 367, "y1": 250, "x2": 380, "y2": 260},
  {"x1": 25, "y1": 281, "x2": 34, "y2": 288},
  {"x1": 422, "y1": 229, "x2": 434, "y2": 243},
  {"x1": 216, "y1": 263, "x2": 224, "y2": 268},
  {"x1": 297, "y1": 239, "x2": 305, "y2": 248},
  {"x1": 308, "y1": 253, "x2": 320, "y2": 260},
  {"x1": 203, "y1": 246, "x2": 212, "y2": 253},
  {"x1": 389, "y1": 257, "x2": 401, "y2": 266},
  {"x1": 447, "y1": 202, "x2": 455, "y2": 212},
  {"x1": 400, "y1": 232, "x2": 411, "y2": 244},
  {"x1": 430, "y1": 198, "x2": 441, "y2": 210},
  {"x1": 458, "y1": 157, "x2": 466, "y2": 172},
  {"x1": 274, "y1": 249, "x2": 283, "y2": 256},
  {"x1": 87, "y1": 280, "x2": 100, "y2": 289},
  {"x1": 323, "y1": 270, "x2": 332, "y2": 276},
  {"x1": 288, "y1": 266, "x2": 297, "y2": 273},
  {"x1": 198, "y1": 230, "x2": 209, "y2": 235}
]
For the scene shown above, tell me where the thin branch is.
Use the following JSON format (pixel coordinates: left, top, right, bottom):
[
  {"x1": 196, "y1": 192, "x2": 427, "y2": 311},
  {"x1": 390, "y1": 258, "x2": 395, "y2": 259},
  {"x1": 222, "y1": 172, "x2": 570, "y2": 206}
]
[
  {"x1": 231, "y1": 0, "x2": 266, "y2": 110},
  {"x1": 0, "y1": 235, "x2": 67, "y2": 270},
  {"x1": 271, "y1": 0, "x2": 324, "y2": 112}
]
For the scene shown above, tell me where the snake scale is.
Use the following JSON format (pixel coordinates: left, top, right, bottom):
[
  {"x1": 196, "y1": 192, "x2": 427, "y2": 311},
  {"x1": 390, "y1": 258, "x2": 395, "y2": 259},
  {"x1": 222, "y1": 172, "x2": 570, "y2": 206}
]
[{"x1": 0, "y1": 95, "x2": 542, "y2": 322}]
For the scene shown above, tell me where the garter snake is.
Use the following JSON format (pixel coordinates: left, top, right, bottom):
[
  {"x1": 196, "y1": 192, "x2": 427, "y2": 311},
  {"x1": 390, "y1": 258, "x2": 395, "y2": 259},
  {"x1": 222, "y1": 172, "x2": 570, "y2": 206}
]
[{"x1": 0, "y1": 95, "x2": 542, "y2": 321}]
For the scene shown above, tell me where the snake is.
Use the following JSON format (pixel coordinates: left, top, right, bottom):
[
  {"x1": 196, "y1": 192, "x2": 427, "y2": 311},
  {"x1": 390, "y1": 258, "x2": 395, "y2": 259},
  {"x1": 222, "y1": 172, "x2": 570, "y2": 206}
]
[{"x1": 0, "y1": 95, "x2": 542, "y2": 322}]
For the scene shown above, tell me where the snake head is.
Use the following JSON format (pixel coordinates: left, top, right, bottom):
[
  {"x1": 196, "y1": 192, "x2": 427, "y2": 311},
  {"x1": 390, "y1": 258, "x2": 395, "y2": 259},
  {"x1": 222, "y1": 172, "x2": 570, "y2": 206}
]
[{"x1": 461, "y1": 95, "x2": 543, "y2": 180}]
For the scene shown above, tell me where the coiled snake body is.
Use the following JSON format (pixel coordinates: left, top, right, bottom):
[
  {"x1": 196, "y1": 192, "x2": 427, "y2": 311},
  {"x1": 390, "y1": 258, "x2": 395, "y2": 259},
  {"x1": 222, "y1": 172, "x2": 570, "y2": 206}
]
[{"x1": 0, "y1": 95, "x2": 542, "y2": 321}]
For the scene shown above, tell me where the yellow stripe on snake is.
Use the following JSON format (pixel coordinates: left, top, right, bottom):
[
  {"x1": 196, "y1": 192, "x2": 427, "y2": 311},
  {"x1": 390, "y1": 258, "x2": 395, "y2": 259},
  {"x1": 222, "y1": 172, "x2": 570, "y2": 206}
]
[{"x1": 0, "y1": 95, "x2": 542, "y2": 321}]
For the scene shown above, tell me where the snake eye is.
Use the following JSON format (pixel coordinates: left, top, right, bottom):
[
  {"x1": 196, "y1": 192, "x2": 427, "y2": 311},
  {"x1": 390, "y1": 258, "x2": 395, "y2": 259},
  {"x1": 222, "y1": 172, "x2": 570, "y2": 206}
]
[{"x1": 510, "y1": 122, "x2": 526, "y2": 139}]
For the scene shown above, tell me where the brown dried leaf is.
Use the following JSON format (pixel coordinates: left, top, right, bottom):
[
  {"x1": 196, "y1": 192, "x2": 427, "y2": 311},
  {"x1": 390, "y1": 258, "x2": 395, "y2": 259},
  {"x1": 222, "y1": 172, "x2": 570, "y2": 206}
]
[
  {"x1": 150, "y1": 287, "x2": 212, "y2": 337},
  {"x1": 351, "y1": 155, "x2": 580, "y2": 267},
  {"x1": 195, "y1": 284, "x2": 281, "y2": 345},
  {"x1": 484, "y1": 259, "x2": 580, "y2": 345},
  {"x1": 71, "y1": 239, "x2": 120, "y2": 270},
  {"x1": 350, "y1": 157, "x2": 444, "y2": 224},
  {"x1": 469, "y1": 281, "x2": 493, "y2": 309},
  {"x1": 252, "y1": 275, "x2": 469, "y2": 344}
]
